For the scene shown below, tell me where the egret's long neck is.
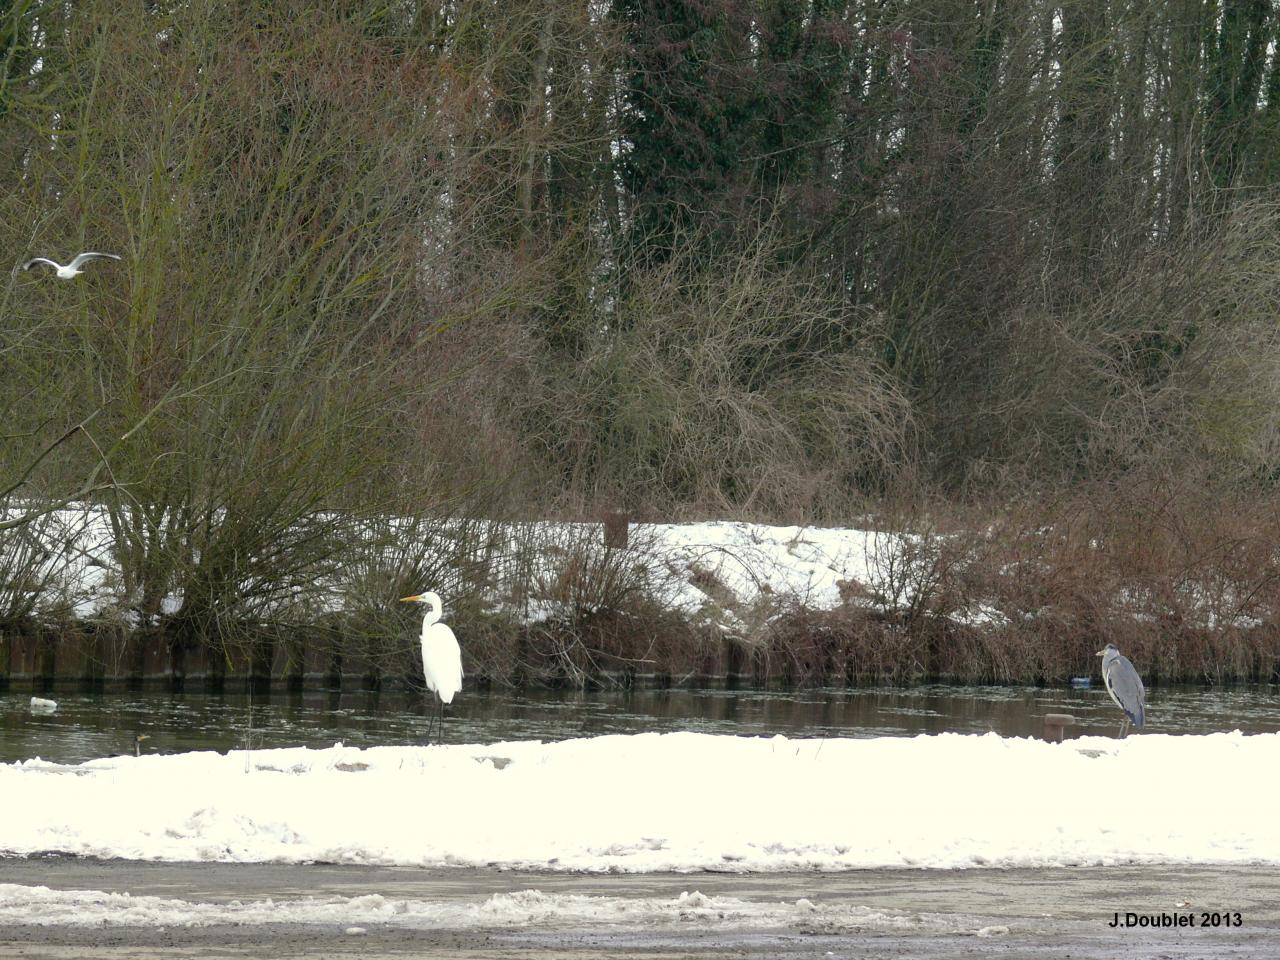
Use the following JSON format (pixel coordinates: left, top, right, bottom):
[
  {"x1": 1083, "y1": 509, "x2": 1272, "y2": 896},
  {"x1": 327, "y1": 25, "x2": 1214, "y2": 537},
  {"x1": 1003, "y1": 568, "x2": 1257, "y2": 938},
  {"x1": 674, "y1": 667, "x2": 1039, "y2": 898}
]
[{"x1": 421, "y1": 597, "x2": 441, "y2": 629}]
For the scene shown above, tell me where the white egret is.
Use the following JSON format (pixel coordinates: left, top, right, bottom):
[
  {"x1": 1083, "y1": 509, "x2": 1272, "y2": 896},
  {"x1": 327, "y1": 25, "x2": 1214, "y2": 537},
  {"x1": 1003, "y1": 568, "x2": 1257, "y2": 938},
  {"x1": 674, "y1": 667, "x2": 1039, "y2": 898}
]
[
  {"x1": 20, "y1": 252, "x2": 121, "y2": 279},
  {"x1": 400, "y1": 591, "x2": 462, "y2": 744}
]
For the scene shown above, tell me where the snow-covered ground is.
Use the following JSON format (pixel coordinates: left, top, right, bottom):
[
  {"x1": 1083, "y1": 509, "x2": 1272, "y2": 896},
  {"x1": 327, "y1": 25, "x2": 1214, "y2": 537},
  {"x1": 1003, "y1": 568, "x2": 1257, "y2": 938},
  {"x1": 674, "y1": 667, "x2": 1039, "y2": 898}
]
[
  {"x1": 9, "y1": 504, "x2": 901, "y2": 627},
  {"x1": 0, "y1": 883, "x2": 974, "y2": 934},
  {"x1": 4, "y1": 731, "x2": 1277, "y2": 871},
  {"x1": 10, "y1": 502, "x2": 1264, "y2": 642}
]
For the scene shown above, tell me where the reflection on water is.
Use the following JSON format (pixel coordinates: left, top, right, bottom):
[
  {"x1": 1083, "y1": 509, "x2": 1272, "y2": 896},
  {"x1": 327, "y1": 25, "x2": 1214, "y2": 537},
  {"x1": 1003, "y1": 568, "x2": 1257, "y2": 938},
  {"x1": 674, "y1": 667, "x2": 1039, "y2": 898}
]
[{"x1": 3, "y1": 682, "x2": 1280, "y2": 764}]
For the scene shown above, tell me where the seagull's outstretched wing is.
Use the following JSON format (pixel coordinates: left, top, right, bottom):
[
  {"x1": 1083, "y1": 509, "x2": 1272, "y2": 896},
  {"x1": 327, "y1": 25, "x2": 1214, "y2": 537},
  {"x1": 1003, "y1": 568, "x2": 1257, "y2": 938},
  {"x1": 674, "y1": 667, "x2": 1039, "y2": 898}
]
[
  {"x1": 68, "y1": 252, "x2": 121, "y2": 269},
  {"x1": 21, "y1": 257, "x2": 60, "y2": 272}
]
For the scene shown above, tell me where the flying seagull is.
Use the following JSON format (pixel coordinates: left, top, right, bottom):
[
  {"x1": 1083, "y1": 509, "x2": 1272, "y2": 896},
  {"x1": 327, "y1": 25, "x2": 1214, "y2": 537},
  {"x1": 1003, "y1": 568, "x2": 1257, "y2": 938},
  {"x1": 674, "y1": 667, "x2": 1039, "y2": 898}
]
[{"x1": 20, "y1": 252, "x2": 121, "y2": 279}]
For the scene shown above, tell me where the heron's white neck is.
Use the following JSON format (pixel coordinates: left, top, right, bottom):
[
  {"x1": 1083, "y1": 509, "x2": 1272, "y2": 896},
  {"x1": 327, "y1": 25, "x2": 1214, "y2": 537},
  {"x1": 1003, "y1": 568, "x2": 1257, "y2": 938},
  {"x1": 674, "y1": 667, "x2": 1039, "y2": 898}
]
[{"x1": 419, "y1": 591, "x2": 443, "y2": 629}]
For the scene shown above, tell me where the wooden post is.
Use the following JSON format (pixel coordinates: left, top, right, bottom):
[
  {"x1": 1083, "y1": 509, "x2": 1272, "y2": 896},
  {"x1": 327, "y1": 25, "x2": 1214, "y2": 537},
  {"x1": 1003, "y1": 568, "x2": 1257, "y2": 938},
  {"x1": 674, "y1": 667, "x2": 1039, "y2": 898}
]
[
  {"x1": 602, "y1": 511, "x2": 630, "y2": 549},
  {"x1": 1043, "y1": 713, "x2": 1075, "y2": 742}
]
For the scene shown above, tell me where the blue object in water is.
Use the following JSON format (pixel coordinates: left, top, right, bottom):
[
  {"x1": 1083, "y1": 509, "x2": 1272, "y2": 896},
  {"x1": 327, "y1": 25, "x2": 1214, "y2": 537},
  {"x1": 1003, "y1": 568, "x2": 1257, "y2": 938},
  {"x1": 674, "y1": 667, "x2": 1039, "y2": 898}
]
[{"x1": 1071, "y1": 677, "x2": 1091, "y2": 689}]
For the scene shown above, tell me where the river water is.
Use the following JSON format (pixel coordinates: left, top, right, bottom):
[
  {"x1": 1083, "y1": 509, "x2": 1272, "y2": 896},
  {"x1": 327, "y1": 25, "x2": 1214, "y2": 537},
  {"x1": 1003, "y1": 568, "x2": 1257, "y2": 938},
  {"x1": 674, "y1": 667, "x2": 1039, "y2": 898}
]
[{"x1": 5, "y1": 682, "x2": 1280, "y2": 764}]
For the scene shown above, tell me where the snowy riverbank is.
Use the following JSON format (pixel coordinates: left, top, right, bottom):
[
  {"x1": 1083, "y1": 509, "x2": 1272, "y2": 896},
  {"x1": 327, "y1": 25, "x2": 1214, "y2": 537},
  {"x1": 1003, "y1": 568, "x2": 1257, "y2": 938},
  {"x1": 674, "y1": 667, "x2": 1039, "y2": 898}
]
[
  {"x1": 4, "y1": 731, "x2": 1277, "y2": 871},
  {"x1": 7, "y1": 503, "x2": 1276, "y2": 685}
]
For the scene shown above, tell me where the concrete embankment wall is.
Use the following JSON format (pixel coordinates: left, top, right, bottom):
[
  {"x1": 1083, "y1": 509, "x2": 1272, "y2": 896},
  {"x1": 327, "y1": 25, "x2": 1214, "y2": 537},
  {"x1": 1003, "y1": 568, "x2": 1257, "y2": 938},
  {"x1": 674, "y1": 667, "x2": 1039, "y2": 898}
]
[
  {"x1": 0, "y1": 621, "x2": 760, "y2": 691},
  {"x1": 6, "y1": 614, "x2": 1278, "y2": 690}
]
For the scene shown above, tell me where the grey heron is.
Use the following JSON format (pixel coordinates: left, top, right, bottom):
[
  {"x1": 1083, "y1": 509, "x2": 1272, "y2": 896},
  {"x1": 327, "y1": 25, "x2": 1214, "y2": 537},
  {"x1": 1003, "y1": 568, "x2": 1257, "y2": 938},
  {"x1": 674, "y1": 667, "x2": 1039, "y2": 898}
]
[
  {"x1": 401, "y1": 591, "x2": 462, "y2": 745},
  {"x1": 20, "y1": 252, "x2": 121, "y2": 279},
  {"x1": 1096, "y1": 643, "x2": 1145, "y2": 737}
]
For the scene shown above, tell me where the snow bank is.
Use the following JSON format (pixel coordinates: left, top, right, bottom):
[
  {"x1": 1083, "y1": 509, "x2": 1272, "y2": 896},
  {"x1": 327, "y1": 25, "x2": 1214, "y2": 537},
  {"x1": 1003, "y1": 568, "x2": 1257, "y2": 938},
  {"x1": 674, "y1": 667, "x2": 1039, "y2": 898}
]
[
  {"x1": 3, "y1": 732, "x2": 1277, "y2": 871},
  {"x1": 13, "y1": 504, "x2": 1265, "y2": 643},
  {"x1": 649, "y1": 521, "x2": 881, "y2": 622},
  {"x1": 28, "y1": 507, "x2": 889, "y2": 625},
  {"x1": 0, "y1": 883, "x2": 963, "y2": 932}
]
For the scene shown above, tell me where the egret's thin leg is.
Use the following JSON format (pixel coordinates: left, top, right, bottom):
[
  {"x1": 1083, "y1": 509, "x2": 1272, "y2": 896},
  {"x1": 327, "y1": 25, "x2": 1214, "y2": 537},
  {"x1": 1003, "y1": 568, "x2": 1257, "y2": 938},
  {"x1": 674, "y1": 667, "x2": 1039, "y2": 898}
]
[
  {"x1": 437, "y1": 699, "x2": 445, "y2": 746},
  {"x1": 425, "y1": 697, "x2": 437, "y2": 745}
]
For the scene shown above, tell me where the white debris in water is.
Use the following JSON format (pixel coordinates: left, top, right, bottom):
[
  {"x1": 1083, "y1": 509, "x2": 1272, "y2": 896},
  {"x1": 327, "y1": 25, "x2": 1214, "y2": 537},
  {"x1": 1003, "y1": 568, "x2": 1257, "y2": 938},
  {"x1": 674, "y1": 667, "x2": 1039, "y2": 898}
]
[
  {"x1": 1, "y1": 731, "x2": 1277, "y2": 871},
  {"x1": 28, "y1": 698, "x2": 57, "y2": 713}
]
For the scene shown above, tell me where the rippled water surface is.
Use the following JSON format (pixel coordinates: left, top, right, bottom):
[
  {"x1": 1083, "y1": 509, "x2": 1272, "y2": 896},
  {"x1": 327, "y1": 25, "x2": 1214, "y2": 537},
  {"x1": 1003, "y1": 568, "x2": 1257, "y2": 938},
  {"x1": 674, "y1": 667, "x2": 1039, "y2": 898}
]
[{"x1": 4, "y1": 682, "x2": 1280, "y2": 764}]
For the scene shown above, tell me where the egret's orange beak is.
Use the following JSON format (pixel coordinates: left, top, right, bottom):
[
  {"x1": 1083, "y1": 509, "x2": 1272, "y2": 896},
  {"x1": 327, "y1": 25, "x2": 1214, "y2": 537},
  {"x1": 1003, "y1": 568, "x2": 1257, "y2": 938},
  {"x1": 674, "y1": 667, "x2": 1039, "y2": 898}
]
[{"x1": 400, "y1": 594, "x2": 422, "y2": 603}]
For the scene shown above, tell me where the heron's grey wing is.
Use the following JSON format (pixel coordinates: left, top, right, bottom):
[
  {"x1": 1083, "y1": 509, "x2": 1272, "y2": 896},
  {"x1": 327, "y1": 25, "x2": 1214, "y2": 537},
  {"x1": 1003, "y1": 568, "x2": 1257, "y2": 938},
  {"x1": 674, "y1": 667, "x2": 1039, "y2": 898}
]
[
  {"x1": 21, "y1": 258, "x2": 59, "y2": 271},
  {"x1": 1111, "y1": 654, "x2": 1145, "y2": 727},
  {"x1": 68, "y1": 252, "x2": 121, "y2": 269},
  {"x1": 1100, "y1": 651, "x2": 1123, "y2": 711}
]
